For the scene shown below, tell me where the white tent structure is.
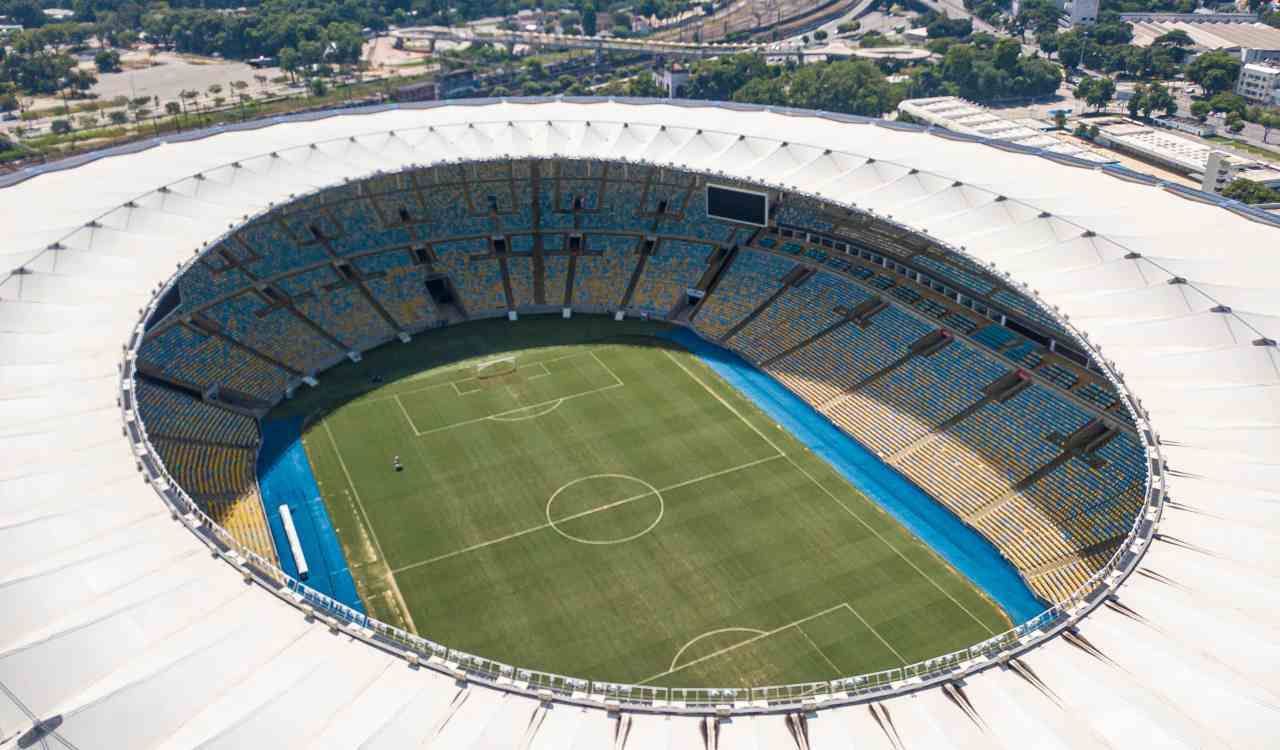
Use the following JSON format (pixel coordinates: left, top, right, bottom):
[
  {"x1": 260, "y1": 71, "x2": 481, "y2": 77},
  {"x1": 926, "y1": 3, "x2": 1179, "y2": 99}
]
[{"x1": 1, "y1": 99, "x2": 1278, "y2": 749}]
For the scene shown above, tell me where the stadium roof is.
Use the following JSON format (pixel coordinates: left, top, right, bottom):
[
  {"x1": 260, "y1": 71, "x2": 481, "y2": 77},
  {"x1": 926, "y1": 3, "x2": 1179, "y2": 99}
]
[{"x1": 2, "y1": 98, "x2": 1280, "y2": 748}]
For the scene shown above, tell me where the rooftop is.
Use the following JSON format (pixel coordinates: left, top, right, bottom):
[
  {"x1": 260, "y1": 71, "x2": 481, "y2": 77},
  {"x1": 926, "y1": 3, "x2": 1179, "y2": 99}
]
[{"x1": 898, "y1": 96, "x2": 1112, "y2": 163}]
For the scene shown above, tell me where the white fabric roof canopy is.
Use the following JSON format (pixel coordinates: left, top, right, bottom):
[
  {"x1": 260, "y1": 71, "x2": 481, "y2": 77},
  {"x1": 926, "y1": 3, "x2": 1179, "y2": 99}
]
[{"x1": 1, "y1": 99, "x2": 1278, "y2": 748}]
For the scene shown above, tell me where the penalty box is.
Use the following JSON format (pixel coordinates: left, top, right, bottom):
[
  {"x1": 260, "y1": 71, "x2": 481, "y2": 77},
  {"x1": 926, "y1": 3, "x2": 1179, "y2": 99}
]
[{"x1": 394, "y1": 349, "x2": 625, "y2": 435}]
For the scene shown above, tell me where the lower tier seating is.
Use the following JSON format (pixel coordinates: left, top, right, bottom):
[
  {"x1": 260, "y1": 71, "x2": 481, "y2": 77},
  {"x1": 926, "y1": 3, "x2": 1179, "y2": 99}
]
[
  {"x1": 571, "y1": 235, "x2": 638, "y2": 310},
  {"x1": 693, "y1": 249, "x2": 796, "y2": 340},
  {"x1": 629, "y1": 240, "x2": 714, "y2": 317},
  {"x1": 152, "y1": 438, "x2": 277, "y2": 565}
]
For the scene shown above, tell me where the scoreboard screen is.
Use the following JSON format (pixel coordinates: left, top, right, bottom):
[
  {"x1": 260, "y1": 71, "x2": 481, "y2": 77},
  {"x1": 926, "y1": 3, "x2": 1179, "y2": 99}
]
[{"x1": 707, "y1": 184, "x2": 768, "y2": 227}]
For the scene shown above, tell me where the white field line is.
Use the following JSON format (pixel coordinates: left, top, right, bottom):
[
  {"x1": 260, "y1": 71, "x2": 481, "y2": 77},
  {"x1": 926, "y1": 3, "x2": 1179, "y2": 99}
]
[
  {"x1": 637, "y1": 603, "x2": 851, "y2": 686},
  {"x1": 322, "y1": 420, "x2": 417, "y2": 634},
  {"x1": 360, "y1": 349, "x2": 598, "y2": 405},
  {"x1": 589, "y1": 349, "x2": 626, "y2": 389},
  {"x1": 796, "y1": 624, "x2": 844, "y2": 675},
  {"x1": 395, "y1": 349, "x2": 628, "y2": 436},
  {"x1": 669, "y1": 628, "x2": 768, "y2": 672},
  {"x1": 844, "y1": 602, "x2": 908, "y2": 665},
  {"x1": 393, "y1": 394, "x2": 420, "y2": 434},
  {"x1": 526, "y1": 361, "x2": 553, "y2": 380},
  {"x1": 389, "y1": 453, "x2": 786, "y2": 575},
  {"x1": 662, "y1": 348, "x2": 997, "y2": 637},
  {"x1": 411, "y1": 383, "x2": 623, "y2": 437}
]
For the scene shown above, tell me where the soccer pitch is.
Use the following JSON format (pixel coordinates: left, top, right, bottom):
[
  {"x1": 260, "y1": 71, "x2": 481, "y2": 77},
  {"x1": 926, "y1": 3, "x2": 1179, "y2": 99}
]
[{"x1": 278, "y1": 316, "x2": 1011, "y2": 688}]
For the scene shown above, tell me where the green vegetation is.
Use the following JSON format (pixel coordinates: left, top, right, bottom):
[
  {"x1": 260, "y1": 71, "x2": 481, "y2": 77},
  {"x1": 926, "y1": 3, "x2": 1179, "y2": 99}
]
[
  {"x1": 1221, "y1": 178, "x2": 1280, "y2": 205},
  {"x1": 1042, "y1": 16, "x2": 1181, "y2": 79},
  {"x1": 278, "y1": 317, "x2": 1009, "y2": 687},
  {"x1": 1186, "y1": 51, "x2": 1243, "y2": 96}
]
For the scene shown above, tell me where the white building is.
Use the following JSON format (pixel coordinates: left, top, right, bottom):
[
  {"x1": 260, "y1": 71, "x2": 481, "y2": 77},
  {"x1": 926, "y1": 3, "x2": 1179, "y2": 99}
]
[
  {"x1": 898, "y1": 96, "x2": 1113, "y2": 163},
  {"x1": 1064, "y1": 0, "x2": 1100, "y2": 26},
  {"x1": 1235, "y1": 61, "x2": 1280, "y2": 105}
]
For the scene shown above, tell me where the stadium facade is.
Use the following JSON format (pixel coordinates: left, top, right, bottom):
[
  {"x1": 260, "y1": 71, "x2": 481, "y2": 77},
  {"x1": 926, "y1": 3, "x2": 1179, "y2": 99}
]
[{"x1": 1, "y1": 99, "x2": 1278, "y2": 748}]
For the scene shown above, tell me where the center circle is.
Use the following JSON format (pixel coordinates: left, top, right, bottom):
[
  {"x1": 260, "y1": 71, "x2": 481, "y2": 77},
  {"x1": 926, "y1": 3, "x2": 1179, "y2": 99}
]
[{"x1": 545, "y1": 474, "x2": 665, "y2": 545}]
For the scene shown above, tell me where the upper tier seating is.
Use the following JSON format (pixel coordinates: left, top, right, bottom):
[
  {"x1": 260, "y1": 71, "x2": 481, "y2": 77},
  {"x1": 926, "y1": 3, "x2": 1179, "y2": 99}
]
[
  {"x1": 629, "y1": 240, "x2": 713, "y2": 316},
  {"x1": 694, "y1": 250, "x2": 796, "y2": 340},
  {"x1": 205, "y1": 292, "x2": 345, "y2": 374},
  {"x1": 434, "y1": 239, "x2": 507, "y2": 314},
  {"x1": 135, "y1": 380, "x2": 259, "y2": 447},
  {"x1": 656, "y1": 188, "x2": 736, "y2": 244},
  {"x1": 328, "y1": 201, "x2": 414, "y2": 256},
  {"x1": 582, "y1": 182, "x2": 646, "y2": 231},
  {"x1": 138, "y1": 323, "x2": 291, "y2": 400},
  {"x1": 294, "y1": 283, "x2": 396, "y2": 352},
  {"x1": 236, "y1": 221, "x2": 329, "y2": 279},
  {"x1": 352, "y1": 251, "x2": 438, "y2": 330}
]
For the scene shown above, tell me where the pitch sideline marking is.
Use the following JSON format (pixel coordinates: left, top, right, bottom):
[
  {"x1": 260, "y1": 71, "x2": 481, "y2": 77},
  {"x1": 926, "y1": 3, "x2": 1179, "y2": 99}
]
[
  {"x1": 669, "y1": 628, "x2": 768, "y2": 672},
  {"x1": 389, "y1": 453, "x2": 785, "y2": 574},
  {"x1": 322, "y1": 420, "x2": 418, "y2": 634},
  {"x1": 661, "y1": 348, "x2": 997, "y2": 637},
  {"x1": 545, "y1": 474, "x2": 665, "y2": 545}
]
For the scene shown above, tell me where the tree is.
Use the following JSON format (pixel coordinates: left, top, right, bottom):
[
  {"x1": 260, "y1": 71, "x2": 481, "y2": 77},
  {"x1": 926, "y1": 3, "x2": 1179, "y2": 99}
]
[
  {"x1": 685, "y1": 54, "x2": 768, "y2": 101},
  {"x1": 164, "y1": 101, "x2": 181, "y2": 116},
  {"x1": 94, "y1": 49, "x2": 121, "y2": 73},
  {"x1": 50, "y1": 118, "x2": 72, "y2": 135},
  {"x1": 279, "y1": 47, "x2": 299, "y2": 83},
  {"x1": 1145, "y1": 82, "x2": 1176, "y2": 118},
  {"x1": 1190, "y1": 100, "x2": 1210, "y2": 121},
  {"x1": 1260, "y1": 113, "x2": 1279, "y2": 145},
  {"x1": 731, "y1": 76, "x2": 788, "y2": 106},
  {"x1": 787, "y1": 59, "x2": 895, "y2": 117},
  {"x1": 108, "y1": 109, "x2": 127, "y2": 125},
  {"x1": 1227, "y1": 117, "x2": 1245, "y2": 134},
  {"x1": 1208, "y1": 92, "x2": 1247, "y2": 119},
  {"x1": 582, "y1": 1, "x2": 598, "y2": 36},
  {"x1": 813, "y1": 30, "x2": 828, "y2": 42},
  {"x1": 1187, "y1": 51, "x2": 1242, "y2": 95},
  {"x1": 1053, "y1": 110, "x2": 1067, "y2": 130},
  {"x1": 1079, "y1": 76, "x2": 1115, "y2": 112},
  {"x1": 63, "y1": 68, "x2": 97, "y2": 97},
  {"x1": 1221, "y1": 178, "x2": 1280, "y2": 204},
  {"x1": 1152, "y1": 29, "x2": 1192, "y2": 48},
  {"x1": 309, "y1": 78, "x2": 328, "y2": 97}
]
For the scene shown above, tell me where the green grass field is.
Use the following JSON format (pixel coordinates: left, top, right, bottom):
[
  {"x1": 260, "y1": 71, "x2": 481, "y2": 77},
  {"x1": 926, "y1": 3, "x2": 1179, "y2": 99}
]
[{"x1": 274, "y1": 316, "x2": 1010, "y2": 688}]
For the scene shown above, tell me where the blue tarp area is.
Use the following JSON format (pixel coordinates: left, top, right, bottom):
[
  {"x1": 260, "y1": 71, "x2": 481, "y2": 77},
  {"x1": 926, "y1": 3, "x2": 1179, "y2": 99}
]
[
  {"x1": 662, "y1": 327, "x2": 1045, "y2": 624},
  {"x1": 257, "y1": 417, "x2": 366, "y2": 613}
]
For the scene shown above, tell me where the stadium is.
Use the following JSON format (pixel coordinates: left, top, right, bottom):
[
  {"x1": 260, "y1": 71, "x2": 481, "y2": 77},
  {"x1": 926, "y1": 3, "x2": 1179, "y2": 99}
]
[{"x1": 0, "y1": 98, "x2": 1277, "y2": 748}]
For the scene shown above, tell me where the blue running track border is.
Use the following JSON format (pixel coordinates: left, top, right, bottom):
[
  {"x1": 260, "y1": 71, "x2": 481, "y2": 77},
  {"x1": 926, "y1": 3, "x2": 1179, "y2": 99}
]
[
  {"x1": 662, "y1": 327, "x2": 1045, "y2": 624},
  {"x1": 257, "y1": 416, "x2": 366, "y2": 613}
]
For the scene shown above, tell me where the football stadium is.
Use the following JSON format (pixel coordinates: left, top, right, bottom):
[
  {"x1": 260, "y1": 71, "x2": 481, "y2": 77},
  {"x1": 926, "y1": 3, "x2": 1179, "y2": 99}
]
[{"x1": 2, "y1": 99, "x2": 1278, "y2": 748}]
